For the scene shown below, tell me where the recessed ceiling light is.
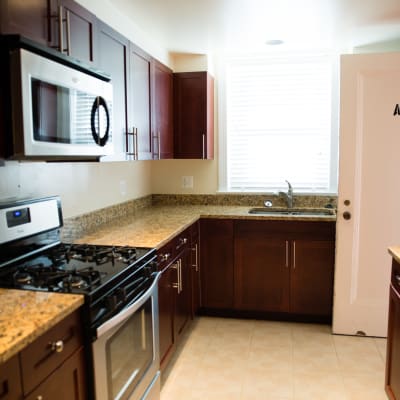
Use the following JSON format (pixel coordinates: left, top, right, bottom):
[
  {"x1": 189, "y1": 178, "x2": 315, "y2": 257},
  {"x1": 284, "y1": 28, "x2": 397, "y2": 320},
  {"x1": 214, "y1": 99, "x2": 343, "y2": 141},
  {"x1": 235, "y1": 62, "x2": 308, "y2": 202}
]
[{"x1": 265, "y1": 39, "x2": 284, "y2": 46}]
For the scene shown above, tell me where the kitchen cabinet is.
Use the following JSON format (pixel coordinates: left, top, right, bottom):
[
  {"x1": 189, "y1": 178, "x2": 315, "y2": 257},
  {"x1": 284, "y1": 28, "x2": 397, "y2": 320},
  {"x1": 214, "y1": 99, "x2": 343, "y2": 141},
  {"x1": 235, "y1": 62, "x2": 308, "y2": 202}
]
[
  {"x1": 0, "y1": 308, "x2": 86, "y2": 400},
  {"x1": 157, "y1": 227, "x2": 192, "y2": 370},
  {"x1": 386, "y1": 258, "x2": 400, "y2": 400},
  {"x1": 234, "y1": 220, "x2": 335, "y2": 319},
  {"x1": 97, "y1": 21, "x2": 130, "y2": 161},
  {"x1": 200, "y1": 219, "x2": 234, "y2": 309},
  {"x1": 191, "y1": 221, "x2": 201, "y2": 316},
  {"x1": 0, "y1": 354, "x2": 23, "y2": 400},
  {"x1": 152, "y1": 59, "x2": 173, "y2": 159},
  {"x1": 0, "y1": 0, "x2": 48, "y2": 45},
  {"x1": 0, "y1": 0, "x2": 96, "y2": 64},
  {"x1": 173, "y1": 72, "x2": 214, "y2": 159},
  {"x1": 127, "y1": 43, "x2": 152, "y2": 160}
]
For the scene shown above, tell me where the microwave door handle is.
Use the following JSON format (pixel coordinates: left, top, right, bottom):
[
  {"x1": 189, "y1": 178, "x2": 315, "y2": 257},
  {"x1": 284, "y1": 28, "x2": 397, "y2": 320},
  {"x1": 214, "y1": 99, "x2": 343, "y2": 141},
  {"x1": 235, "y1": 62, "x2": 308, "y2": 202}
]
[{"x1": 96, "y1": 272, "x2": 161, "y2": 338}]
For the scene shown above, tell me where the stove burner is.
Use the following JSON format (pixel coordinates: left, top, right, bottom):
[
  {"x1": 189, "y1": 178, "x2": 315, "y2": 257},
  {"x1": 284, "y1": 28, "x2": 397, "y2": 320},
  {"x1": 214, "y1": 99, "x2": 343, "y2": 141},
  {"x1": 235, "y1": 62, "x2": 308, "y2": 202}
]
[
  {"x1": 59, "y1": 275, "x2": 87, "y2": 289},
  {"x1": 14, "y1": 271, "x2": 34, "y2": 284}
]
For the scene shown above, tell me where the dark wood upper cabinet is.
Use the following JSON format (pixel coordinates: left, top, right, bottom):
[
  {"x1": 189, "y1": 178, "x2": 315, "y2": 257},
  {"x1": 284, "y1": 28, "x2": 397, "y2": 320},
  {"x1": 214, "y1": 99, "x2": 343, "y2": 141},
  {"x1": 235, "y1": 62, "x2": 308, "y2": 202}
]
[
  {"x1": 97, "y1": 21, "x2": 130, "y2": 161},
  {"x1": 173, "y1": 72, "x2": 214, "y2": 159},
  {"x1": 48, "y1": 0, "x2": 97, "y2": 63},
  {"x1": 127, "y1": 44, "x2": 153, "y2": 160},
  {"x1": 152, "y1": 59, "x2": 173, "y2": 159},
  {"x1": 0, "y1": 0, "x2": 96, "y2": 64},
  {"x1": 0, "y1": 0, "x2": 48, "y2": 45}
]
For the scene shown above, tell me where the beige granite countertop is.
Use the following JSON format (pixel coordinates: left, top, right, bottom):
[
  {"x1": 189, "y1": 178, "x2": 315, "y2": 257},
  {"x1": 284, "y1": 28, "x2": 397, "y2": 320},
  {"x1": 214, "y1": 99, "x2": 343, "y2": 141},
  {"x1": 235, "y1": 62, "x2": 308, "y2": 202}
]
[
  {"x1": 0, "y1": 289, "x2": 84, "y2": 363},
  {"x1": 389, "y1": 246, "x2": 400, "y2": 264},
  {"x1": 77, "y1": 205, "x2": 336, "y2": 249}
]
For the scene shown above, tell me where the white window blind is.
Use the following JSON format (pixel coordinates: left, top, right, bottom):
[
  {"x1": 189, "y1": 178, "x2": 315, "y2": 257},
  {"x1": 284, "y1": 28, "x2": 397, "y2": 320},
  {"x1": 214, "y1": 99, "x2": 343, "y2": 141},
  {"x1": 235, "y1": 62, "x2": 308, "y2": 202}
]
[{"x1": 223, "y1": 52, "x2": 337, "y2": 193}]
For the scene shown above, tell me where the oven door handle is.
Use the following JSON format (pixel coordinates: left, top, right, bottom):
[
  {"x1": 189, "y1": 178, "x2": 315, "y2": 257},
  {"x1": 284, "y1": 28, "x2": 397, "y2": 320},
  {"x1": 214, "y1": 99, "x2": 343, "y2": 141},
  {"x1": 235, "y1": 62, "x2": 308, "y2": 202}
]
[{"x1": 96, "y1": 272, "x2": 161, "y2": 338}]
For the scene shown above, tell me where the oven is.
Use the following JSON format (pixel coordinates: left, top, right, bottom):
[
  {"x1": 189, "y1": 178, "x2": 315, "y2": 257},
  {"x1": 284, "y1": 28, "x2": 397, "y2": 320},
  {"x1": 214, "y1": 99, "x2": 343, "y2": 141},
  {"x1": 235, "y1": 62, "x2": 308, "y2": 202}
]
[
  {"x1": 0, "y1": 196, "x2": 161, "y2": 400},
  {"x1": 92, "y1": 273, "x2": 160, "y2": 400}
]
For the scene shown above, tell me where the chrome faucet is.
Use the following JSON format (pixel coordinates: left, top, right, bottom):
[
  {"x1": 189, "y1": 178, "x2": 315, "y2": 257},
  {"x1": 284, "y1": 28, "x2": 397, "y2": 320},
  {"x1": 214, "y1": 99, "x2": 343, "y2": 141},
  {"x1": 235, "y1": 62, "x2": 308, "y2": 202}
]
[{"x1": 278, "y1": 180, "x2": 294, "y2": 208}]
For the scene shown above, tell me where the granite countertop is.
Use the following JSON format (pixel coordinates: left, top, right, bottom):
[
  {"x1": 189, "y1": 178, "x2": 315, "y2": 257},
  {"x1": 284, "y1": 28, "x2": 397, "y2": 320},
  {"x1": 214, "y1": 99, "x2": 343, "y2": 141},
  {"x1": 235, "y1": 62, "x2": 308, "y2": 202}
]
[
  {"x1": 0, "y1": 289, "x2": 84, "y2": 363},
  {"x1": 77, "y1": 204, "x2": 336, "y2": 249},
  {"x1": 389, "y1": 246, "x2": 400, "y2": 264}
]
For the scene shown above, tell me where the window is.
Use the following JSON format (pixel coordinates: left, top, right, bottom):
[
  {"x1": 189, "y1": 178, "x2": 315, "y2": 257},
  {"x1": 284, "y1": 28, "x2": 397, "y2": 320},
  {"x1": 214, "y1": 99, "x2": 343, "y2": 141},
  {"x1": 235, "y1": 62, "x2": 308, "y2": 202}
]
[{"x1": 219, "y1": 51, "x2": 338, "y2": 193}]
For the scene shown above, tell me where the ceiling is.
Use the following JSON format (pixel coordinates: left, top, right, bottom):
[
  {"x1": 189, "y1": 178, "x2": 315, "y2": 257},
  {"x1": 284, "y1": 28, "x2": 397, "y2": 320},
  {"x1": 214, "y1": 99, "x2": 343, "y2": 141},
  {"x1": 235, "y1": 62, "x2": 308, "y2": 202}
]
[{"x1": 108, "y1": 0, "x2": 400, "y2": 53}]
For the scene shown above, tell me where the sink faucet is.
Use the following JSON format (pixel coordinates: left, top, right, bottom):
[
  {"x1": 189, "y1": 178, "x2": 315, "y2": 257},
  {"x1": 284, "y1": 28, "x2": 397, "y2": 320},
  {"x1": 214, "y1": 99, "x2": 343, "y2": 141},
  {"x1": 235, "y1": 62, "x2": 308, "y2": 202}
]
[{"x1": 278, "y1": 180, "x2": 294, "y2": 208}]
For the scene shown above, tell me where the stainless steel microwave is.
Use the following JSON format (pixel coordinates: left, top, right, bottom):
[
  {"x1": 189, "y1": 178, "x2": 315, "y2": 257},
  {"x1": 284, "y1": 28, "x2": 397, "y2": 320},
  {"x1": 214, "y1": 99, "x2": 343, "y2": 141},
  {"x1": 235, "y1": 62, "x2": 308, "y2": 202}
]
[{"x1": 3, "y1": 45, "x2": 113, "y2": 160}]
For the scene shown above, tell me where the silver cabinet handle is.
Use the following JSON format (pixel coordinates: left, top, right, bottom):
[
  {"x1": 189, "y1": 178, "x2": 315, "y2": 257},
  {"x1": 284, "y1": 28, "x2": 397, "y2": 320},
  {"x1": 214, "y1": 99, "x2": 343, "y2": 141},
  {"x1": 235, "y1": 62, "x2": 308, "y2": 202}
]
[
  {"x1": 176, "y1": 237, "x2": 188, "y2": 250},
  {"x1": 171, "y1": 261, "x2": 180, "y2": 293},
  {"x1": 202, "y1": 134, "x2": 206, "y2": 159},
  {"x1": 50, "y1": 339, "x2": 64, "y2": 353},
  {"x1": 179, "y1": 259, "x2": 182, "y2": 292},
  {"x1": 134, "y1": 127, "x2": 138, "y2": 160},
  {"x1": 285, "y1": 241, "x2": 289, "y2": 267},
  {"x1": 160, "y1": 253, "x2": 171, "y2": 262},
  {"x1": 192, "y1": 244, "x2": 198, "y2": 271},
  {"x1": 65, "y1": 8, "x2": 71, "y2": 55},
  {"x1": 395, "y1": 274, "x2": 400, "y2": 283},
  {"x1": 126, "y1": 127, "x2": 138, "y2": 159},
  {"x1": 293, "y1": 241, "x2": 296, "y2": 269},
  {"x1": 58, "y1": 5, "x2": 63, "y2": 53},
  {"x1": 36, "y1": 396, "x2": 43, "y2": 400}
]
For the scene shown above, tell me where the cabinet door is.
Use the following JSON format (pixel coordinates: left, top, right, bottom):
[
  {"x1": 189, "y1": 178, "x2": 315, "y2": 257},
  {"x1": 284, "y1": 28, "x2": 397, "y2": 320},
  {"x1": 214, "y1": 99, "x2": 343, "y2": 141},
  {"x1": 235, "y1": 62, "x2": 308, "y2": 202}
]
[
  {"x1": 200, "y1": 219, "x2": 234, "y2": 309},
  {"x1": 290, "y1": 240, "x2": 335, "y2": 316},
  {"x1": 48, "y1": 0, "x2": 97, "y2": 63},
  {"x1": 386, "y1": 285, "x2": 400, "y2": 400},
  {"x1": 0, "y1": 0, "x2": 48, "y2": 45},
  {"x1": 158, "y1": 264, "x2": 174, "y2": 369},
  {"x1": 234, "y1": 235, "x2": 290, "y2": 312},
  {"x1": 173, "y1": 72, "x2": 214, "y2": 159},
  {"x1": 152, "y1": 60, "x2": 173, "y2": 159},
  {"x1": 0, "y1": 354, "x2": 23, "y2": 400},
  {"x1": 191, "y1": 222, "x2": 201, "y2": 316},
  {"x1": 24, "y1": 348, "x2": 86, "y2": 400},
  {"x1": 128, "y1": 44, "x2": 152, "y2": 160},
  {"x1": 97, "y1": 21, "x2": 130, "y2": 161},
  {"x1": 174, "y1": 250, "x2": 191, "y2": 338}
]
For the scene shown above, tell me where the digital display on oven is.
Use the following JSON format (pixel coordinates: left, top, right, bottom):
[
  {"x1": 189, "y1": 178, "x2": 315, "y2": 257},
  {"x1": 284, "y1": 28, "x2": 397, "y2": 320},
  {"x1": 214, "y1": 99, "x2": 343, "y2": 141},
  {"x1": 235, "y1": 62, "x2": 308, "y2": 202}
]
[{"x1": 6, "y1": 207, "x2": 31, "y2": 227}]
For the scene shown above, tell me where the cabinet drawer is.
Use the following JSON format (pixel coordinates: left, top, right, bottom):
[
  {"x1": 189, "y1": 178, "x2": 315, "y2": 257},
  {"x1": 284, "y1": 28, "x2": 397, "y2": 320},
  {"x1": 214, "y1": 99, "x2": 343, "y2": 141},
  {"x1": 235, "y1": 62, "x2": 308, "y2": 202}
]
[
  {"x1": 20, "y1": 309, "x2": 83, "y2": 395},
  {"x1": 0, "y1": 354, "x2": 22, "y2": 400},
  {"x1": 157, "y1": 228, "x2": 191, "y2": 271}
]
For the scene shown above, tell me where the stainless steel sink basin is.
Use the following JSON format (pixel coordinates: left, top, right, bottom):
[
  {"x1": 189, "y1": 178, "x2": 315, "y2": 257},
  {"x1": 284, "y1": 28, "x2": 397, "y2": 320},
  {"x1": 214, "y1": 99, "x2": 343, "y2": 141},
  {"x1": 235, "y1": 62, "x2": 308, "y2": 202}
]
[{"x1": 248, "y1": 207, "x2": 335, "y2": 217}]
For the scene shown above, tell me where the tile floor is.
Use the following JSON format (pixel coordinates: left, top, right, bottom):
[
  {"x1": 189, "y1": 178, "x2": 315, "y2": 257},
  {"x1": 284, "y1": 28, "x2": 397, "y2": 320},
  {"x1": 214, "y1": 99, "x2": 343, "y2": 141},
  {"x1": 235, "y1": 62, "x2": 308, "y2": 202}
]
[{"x1": 160, "y1": 317, "x2": 388, "y2": 400}]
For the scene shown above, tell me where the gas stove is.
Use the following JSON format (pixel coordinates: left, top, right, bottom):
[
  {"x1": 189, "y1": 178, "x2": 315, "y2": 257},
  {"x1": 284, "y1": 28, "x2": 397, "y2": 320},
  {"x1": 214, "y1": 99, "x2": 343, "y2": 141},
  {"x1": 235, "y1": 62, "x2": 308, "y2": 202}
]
[{"x1": 0, "y1": 196, "x2": 157, "y2": 336}]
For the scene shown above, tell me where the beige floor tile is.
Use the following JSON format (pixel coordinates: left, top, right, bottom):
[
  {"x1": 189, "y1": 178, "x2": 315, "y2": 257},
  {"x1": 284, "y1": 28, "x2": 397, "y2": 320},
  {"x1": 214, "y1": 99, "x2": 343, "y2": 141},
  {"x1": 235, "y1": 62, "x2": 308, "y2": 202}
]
[
  {"x1": 293, "y1": 345, "x2": 340, "y2": 373},
  {"x1": 342, "y1": 371, "x2": 387, "y2": 400},
  {"x1": 374, "y1": 337, "x2": 387, "y2": 361},
  {"x1": 160, "y1": 318, "x2": 388, "y2": 400},
  {"x1": 242, "y1": 369, "x2": 294, "y2": 399},
  {"x1": 294, "y1": 370, "x2": 348, "y2": 400}
]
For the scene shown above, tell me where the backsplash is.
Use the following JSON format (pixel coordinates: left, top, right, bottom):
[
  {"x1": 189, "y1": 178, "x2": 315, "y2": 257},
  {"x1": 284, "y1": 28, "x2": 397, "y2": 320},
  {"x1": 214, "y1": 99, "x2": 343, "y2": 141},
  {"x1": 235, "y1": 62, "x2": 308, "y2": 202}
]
[
  {"x1": 61, "y1": 193, "x2": 337, "y2": 242},
  {"x1": 151, "y1": 193, "x2": 337, "y2": 208}
]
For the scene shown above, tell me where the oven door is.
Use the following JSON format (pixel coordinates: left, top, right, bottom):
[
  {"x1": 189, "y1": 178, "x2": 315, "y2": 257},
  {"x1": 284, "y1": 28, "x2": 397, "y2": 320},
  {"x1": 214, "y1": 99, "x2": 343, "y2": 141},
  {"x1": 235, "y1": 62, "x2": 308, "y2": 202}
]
[{"x1": 92, "y1": 273, "x2": 160, "y2": 400}]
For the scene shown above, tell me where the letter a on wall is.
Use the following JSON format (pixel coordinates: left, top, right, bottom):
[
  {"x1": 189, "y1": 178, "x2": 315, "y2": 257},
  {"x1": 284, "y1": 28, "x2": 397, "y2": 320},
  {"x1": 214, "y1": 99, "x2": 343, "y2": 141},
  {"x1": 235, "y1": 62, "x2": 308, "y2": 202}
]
[{"x1": 394, "y1": 104, "x2": 400, "y2": 115}]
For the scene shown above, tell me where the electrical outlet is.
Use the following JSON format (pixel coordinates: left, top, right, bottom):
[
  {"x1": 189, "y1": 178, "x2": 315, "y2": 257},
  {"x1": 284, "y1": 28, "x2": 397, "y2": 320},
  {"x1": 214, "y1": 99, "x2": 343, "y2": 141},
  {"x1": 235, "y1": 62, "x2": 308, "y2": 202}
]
[
  {"x1": 182, "y1": 176, "x2": 194, "y2": 189},
  {"x1": 119, "y1": 180, "x2": 127, "y2": 196}
]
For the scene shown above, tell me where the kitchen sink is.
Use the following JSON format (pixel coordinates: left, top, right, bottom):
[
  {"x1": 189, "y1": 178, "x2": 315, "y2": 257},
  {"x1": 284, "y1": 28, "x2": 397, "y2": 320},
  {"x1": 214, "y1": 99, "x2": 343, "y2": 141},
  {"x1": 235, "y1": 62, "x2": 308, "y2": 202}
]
[{"x1": 248, "y1": 207, "x2": 336, "y2": 217}]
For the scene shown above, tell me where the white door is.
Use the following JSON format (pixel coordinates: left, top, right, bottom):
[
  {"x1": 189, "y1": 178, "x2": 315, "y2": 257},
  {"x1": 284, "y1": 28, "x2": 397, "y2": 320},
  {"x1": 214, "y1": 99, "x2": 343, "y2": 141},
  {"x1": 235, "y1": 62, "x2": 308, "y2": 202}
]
[{"x1": 333, "y1": 52, "x2": 400, "y2": 337}]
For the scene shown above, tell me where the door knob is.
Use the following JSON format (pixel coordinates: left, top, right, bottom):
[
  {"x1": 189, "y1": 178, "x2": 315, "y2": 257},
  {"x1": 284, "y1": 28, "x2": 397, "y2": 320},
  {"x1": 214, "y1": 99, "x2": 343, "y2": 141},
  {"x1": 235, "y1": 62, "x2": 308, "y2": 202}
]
[{"x1": 343, "y1": 211, "x2": 351, "y2": 220}]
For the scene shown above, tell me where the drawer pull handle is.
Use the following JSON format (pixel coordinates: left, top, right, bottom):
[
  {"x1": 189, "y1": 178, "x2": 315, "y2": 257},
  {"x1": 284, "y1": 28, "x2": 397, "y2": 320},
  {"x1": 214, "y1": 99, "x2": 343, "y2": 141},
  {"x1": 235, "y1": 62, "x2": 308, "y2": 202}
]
[
  {"x1": 160, "y1": 253, "x2": 170, "y2": 262},
  {"x1": 176, "y1": 238, "x2": 188, "y2": 250},
  {"x1": 36, "y1": 396, "x2": 43, "y2": 400},
  {"x1": 50, "y1": 340, "x2": 64, "y2": 353},
  {"x1": 395, "y1": 275, "x2": 400, "y2": 283}
]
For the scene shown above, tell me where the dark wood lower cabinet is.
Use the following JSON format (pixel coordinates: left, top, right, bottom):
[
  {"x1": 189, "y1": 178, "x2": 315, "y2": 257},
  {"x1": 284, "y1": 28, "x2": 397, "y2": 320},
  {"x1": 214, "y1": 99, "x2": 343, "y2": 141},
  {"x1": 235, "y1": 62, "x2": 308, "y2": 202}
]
[
  {"x1": 0, "y1": 309, "x2": 86, "y2": 400},
  {"x1": 200, "y1": 219, "x2": 335, "y2": 321},
  {"x1": 0, "y1": 354, "x2": 23, "y2": 400},
  {"x1": 24, "y1": 348, "x2": 86, "y2": 400},
  {"x1": 234, "y1": 235, "x2": 290, "y2": 312},
  {"x1": 290, "y1": 240, "x2": 335, "y2": 316},
  {"x1": 386, "y1": 258, "x2": 400, "y2": 400},
  {"x1": 200, "y1": 219, "x2": 234, "y2": 310}
]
